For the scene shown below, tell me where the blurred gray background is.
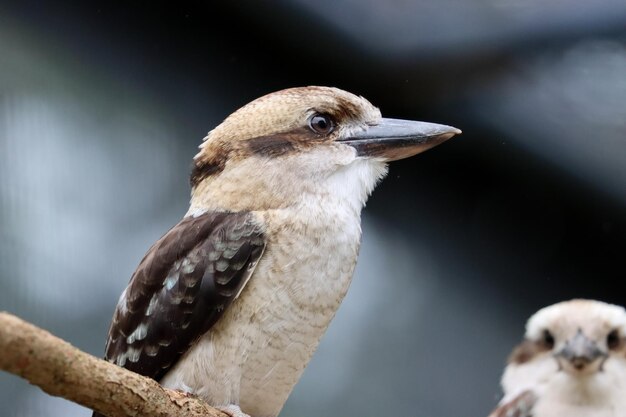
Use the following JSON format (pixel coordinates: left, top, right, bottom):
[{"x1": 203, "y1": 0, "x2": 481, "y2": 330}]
[{"x1": 0, "y1": 1, "x2": 625, "y2": 416}]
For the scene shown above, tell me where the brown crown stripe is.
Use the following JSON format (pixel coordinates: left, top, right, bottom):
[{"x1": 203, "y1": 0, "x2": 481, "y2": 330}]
[
  {"x1": 332, "y1": 99, "x2": 363, "y2": 121},
  {"x1": 299, "y1": 87, "x2": 364, "y2": 120}
]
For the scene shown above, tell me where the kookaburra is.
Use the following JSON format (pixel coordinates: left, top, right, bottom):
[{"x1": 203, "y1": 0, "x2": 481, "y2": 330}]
[
  {"x1": 489, "y1": 299, "x2": 626, "y2": 417},
  {"x1": 95, "y1": 86, "x2": 460, "y2": 417}
]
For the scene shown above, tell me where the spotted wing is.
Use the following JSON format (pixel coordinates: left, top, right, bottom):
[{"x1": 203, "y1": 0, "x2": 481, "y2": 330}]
[
  {"x1": 103, "y1": 210, "x2": 265, "y2": 381},
  {"x1": 489, "y1": 390, "x2": 537, "y2": 417}
]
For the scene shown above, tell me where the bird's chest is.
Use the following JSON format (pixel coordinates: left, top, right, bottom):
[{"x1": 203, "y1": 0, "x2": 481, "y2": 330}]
[
  {"x1": 159, "y1": 207, "x2": 363, "y2": 417},
  {"x1": 535, "y1": 399, "x2": 619, "y2": 417},
  {"x1": 206, "y1": 207, "x2": 362, "y2": 414},
  {"x1": 535, "y1": 376, "x2": 626, "y2": 417},
  {"x1": 256, "y1": 202, "x2": 361, "y2": 294}
]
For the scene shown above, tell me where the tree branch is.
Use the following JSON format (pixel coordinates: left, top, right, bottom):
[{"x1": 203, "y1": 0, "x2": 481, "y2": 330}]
[{"x1": 0, "y1": 311, "x2": 229, "y2": 417}]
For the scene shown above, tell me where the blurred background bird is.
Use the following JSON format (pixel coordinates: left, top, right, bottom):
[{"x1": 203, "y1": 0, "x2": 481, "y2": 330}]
[
  {"x1": 0, "y1": 1, "x2": 625, "y2": 416},
  {"x1": 489, "y1": 299, "x2": 626, "y2": 417}
]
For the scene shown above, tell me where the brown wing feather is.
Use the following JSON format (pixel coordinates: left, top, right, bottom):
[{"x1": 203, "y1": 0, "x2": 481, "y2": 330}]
[
  {"x1": 489, "y1": 390, "x2": 537, "y2": 417},
  {"x1": 102, "y1": 211, "x2": 265, "y2": 381}
]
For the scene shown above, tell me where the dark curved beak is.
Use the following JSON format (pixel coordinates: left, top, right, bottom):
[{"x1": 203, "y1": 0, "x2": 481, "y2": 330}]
[
  {"x1": 557, "y1": 331, "x2": 606, "y2": 370},
  {"x1": 339, "y1": 118, "x2": 461, "y2": 161}
]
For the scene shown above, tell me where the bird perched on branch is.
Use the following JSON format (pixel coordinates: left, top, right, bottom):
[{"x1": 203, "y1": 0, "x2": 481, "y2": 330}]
[
  {"x1": 94, "y1": 86, "x2": 460, "y2": 417},
  {"x1": 489, "y1": 299, "x2": 626, "y2": 417}
]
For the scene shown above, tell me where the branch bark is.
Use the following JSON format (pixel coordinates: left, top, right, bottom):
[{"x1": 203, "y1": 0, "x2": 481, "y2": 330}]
[{"x1": 0, "y1": 311, "x2": 229, "y2": 417}]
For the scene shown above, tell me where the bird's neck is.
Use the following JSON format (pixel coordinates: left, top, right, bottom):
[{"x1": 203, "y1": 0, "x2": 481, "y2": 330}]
[
  {"x1": 187, "y1": 158, "x2": 388, "y2": 216},
  {"x1": 544, "y1": 371, "x2": 618, "y2": 408}
]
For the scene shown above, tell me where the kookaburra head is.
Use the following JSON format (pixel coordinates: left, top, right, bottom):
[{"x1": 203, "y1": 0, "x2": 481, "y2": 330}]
[
  {"x1": 96, "y1": 86, "x2": 461, "y2": 417},
  {"x1": 189, "y1": 86, "x2": 460, "y2": 213},
  {"x1": 490, "y1": 299, "x2": 626, "y2": 417}
]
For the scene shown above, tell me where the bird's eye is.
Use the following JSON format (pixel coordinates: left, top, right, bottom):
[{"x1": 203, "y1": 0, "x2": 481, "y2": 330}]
[
  {"x1": 308, "y1": 114, "x2": 334, "y2": 135},
  {"x1": 542, "y1": 330, "x2": 555, "y2": 349},
  {"x1": 607, "y1": 330, "x2": 620, "y2": 350}
]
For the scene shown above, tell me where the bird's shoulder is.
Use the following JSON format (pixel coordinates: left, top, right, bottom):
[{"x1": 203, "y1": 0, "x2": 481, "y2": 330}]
[{"x1": 103, "y1": 210, "x2": 265, "y2": 380}]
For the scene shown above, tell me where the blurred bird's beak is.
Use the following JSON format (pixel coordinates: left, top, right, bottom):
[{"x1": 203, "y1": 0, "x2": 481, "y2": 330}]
[
  {"x1": 557, "y1": 331, "x2": 606, "y2": 370},
  {"x1": 340, "y1": 118, "x2": 461, "y2": 161}
]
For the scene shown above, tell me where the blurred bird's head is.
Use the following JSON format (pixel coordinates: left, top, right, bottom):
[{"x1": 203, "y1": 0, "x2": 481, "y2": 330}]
[
  {"x1": 508, "y1": 300, "x2": 626, "y2": 379},
  {"x1": 189, "y1": 86, "x2": 460, "y2": 212}
]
